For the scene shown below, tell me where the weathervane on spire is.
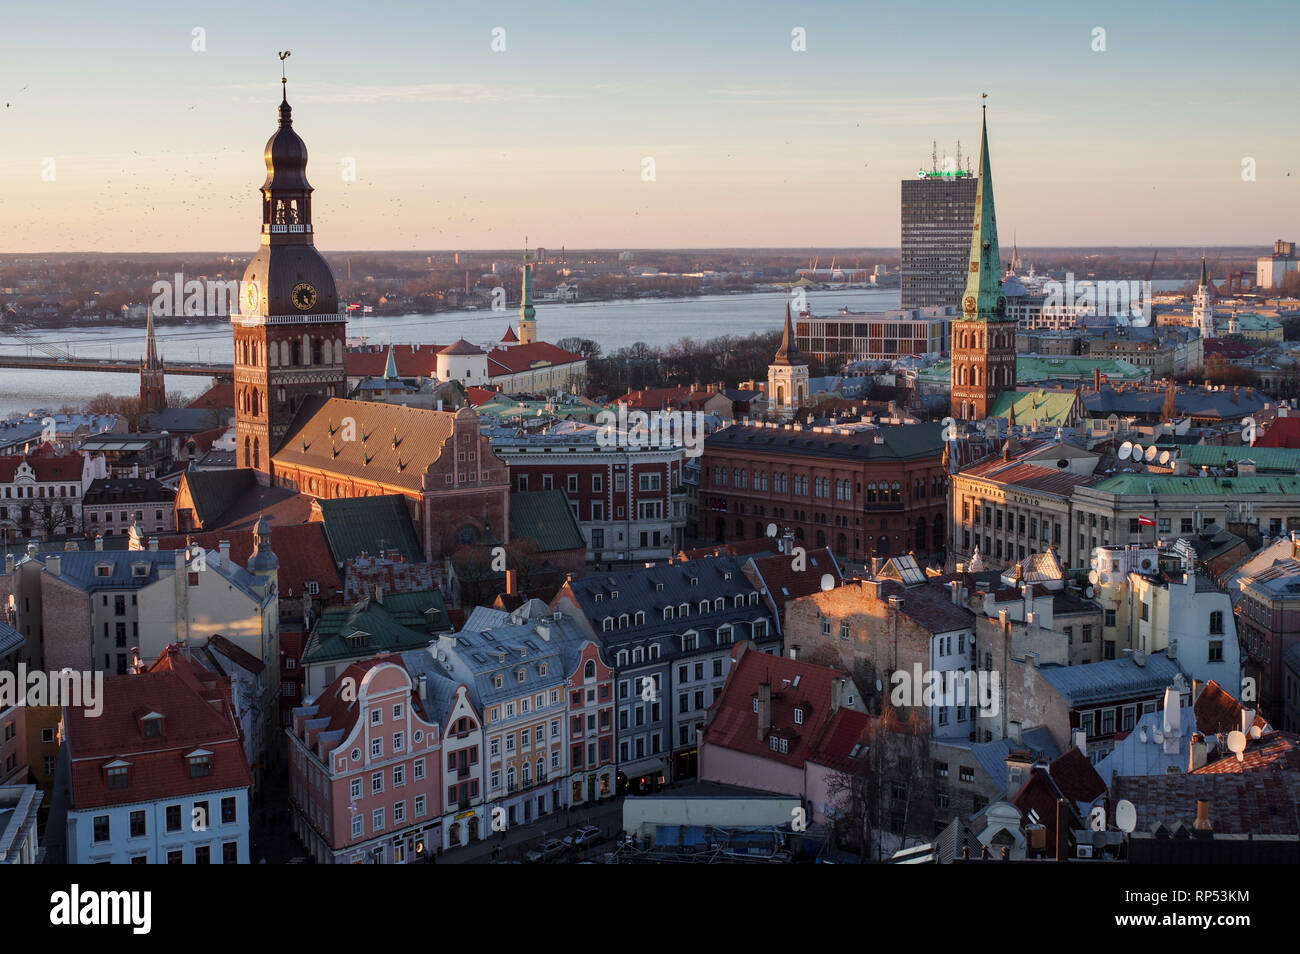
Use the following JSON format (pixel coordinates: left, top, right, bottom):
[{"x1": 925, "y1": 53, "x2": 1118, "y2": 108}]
[
  {"x1": 981, "y1": 91, "x2": 988, "y2": 115},
  {"x1": 278, "y1": 50, "x2": 291, "y2": 93}
]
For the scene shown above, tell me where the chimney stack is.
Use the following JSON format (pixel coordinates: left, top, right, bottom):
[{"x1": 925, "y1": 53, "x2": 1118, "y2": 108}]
[
  {"x1": 756, "y1": 681, "x2": 772, "y2": 741},
  {"x1": 148, "y1": 537, "x2": 159, "y2": 552},
  {"x1": 1241, "y1": 708, "x2": 1256, "y2": 735},
  {"x1": 506, "y1": 569, "x2": 518, "y2": 596},
  {"x1": 47, "y1": 555, "x2": 61, "y2": 577},
  {"x1": 1188, "y1": 732, "x2": 1207, "y2": 772},
  {"x1": 1193, "y1": 800, "x2": 1212, "y2": 832},
  {"x1": 94, "y1": 533, "x2": 104, "y2": 552},
  {"x1": 219, "y1": 540, "x2": 231, "y2": 564}
]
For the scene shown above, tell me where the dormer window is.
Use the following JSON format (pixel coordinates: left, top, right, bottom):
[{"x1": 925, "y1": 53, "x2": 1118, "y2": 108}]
[
  {"x1": 187, "y1": 752, "x2": 212, "y2": 778},
  {"x1": 517, "y1": 668, "x2": 526, "y2": 683},
  {"x1": 94, "y1": 563, "x2": 111, "y2": 578},
  {"x1": 794, "y1": 707, "x2": 805, "y2": 725},
  {"x1": 131, "y1": 563, "x2": 149, "y2": 577},
  {"x1": 634, "y1": 611, "x2": 645, "y2": 625},
  {"x1": 594, "y1": 593, "x2": 603, "y2": 603},
  {"x1": 663, "y1": 606, "x2": 674, "y2": 621},
  {"x1": 734, "y1": 595, "x2": 744, "y2": 607},
  {"x1": 611, "y1": 591, "x2": 619, "y2": 600},
  {"x1": 603, "y1": 617, "x2": 614, "y2": 632},
  {"x1": 619, "y1": 614, "x2": 628, "y2": 628},
  {"x1": 141, "y1": 713, "x2": 164, "y2": 738},
  {"x1": 106, "y1": 763, "x2": 130, "y2": 789},
  {"x1": 538, "y1": 663, "x2": 548, "y2": 676},
  {"x1": 690, "y1": 577, "x2": 698, "y2": 587},
  {"x1": 655, "y1": 583, "x2": 664, "y2": 592},
  {"x1": 699, "y1": 601, "x2": 709, "y2": 614},
  {"x1": 714, "y1": 598, "x2": 724, "y2": 611},
  {"x1": 493, "y1": 675, "x2": 504, "y2": 689},
  {"x1": 679, "y1": 603, "x2": 689, "y2": 617}
]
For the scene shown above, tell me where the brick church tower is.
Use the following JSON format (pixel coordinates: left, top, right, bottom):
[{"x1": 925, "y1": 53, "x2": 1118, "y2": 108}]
[
  {"x1": 139, "y1": 305, "x2": 167, "y2": 414},
  {"x1": 232, "y1": 73, "x2": 347, "y2": 484},
  {"x1": 950, "y1": 105, "x2": 1016, "y2": 421}
]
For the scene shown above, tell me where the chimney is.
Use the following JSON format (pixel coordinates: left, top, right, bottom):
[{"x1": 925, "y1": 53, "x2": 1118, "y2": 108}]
[
  {"x1": 830, "y1": 676, "x2": 844, "y2": 712},
  {"x1": 949, "y1": 580, "x2": 961, "y2": 605},
  {"x1": 1188, "y1": 732, "x2": 1207, "y2": 772},
  {"x1": 756, "y1": 681, "x2": 772, "y2": 741},
  {"x1": 1054, "y1": 798, "x2": 1069, "y2": 862},
  {"x1": 1193, "y1": 800, "x2": 1212, "y2": 832},
  {"x1": 148, "y1": 537, "x2": 159, "y2": 552},
  {"x1": 4, "y1": 554, "x2": 13, "y2": 575},
  {"x1": 1072, "y1": 728, "x2": 1087, "y2": 757},
  {"x1": 219, "y1": 540, "x2": 231, "y2": 564},
  {"x1": 1009, "y1": 720, "x2": 1022, "y2": 743},
  {"x1": 781, "y1": 527, "x2": 794, "y2": 555},
  {"x1": 418, "y1": 674, "x2": 428, "y2": 703},
  {"x1": 1241, "y1": 708, "x2": 1256, "y2": 735},
  {"x1": 505, "y1": 569, "x2": 518, "y2": 596},
  {"x1": 47, "y1": 555, "x2": 60, "y2": 577},
  {"x1": 94, "y1": 533, "x2": 104, "y2": 552}
]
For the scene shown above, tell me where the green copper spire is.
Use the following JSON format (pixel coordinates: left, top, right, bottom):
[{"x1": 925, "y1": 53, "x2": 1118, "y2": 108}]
[
  {"x1": 519, "y1": 250, "x2": 536, "y2": 326},
  {"x1": 959, "y1": 104, "x2": 1007, "y2": 323},
  {"x1": 383, "y1": 344, "x2": 398, "y2": 380}
]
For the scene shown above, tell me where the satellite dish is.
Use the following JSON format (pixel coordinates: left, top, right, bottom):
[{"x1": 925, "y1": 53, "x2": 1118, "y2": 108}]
[
  {"x1": 820, "y1": 573, "x2": 835, "y2": 592},
  {"x1": 1145, "y1": 445, "x2": 1158, "y2": 462},
  {"x1": 1249, "y1": 725, "x2": 1262, "y2": 740},
  {"x1": 1115, "y1": 799, "x2": 1137, "y2": 834},
  {"x1": 1088, "y1": 569, "x2": 1100, "y2": 585},
  {"x1": 1131, "y1": 444, "x2": 1144, "y2": 461},
  {"x1": 1227, "y1": 731, "x2": 1247, "y2": 761},
  {"x1": 1119, "y1": 441, "x2": 1133, "y2": 460},
  {"x1": 1158, "y1": 450, "x2": 1170, "y2": 465},
  {"x1": 766, "y1": 523, "x2": 777, "y2": 538},
  {"x1": 1085, "y1": 585, "x2": 1096, "y2": 598},
  {"x1": 1139, "y1": 726, "x2": 1148, "y2": 743},
  {"x1": 1153, "y1": 729, "x2": 1164, "y2": 744}
]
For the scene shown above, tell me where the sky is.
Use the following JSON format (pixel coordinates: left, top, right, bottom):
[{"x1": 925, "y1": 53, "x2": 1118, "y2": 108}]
[{"x1": 0, "y1": 0, "x2": 1297, "y2": 252}]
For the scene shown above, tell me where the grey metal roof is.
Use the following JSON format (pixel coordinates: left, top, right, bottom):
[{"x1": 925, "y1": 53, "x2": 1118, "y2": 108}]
[
  {"x1": 970, "y1": 726, "x2": 1061, "y2": 788},
  {"x1": 0, "y1": 621, "x2": 24, "y2": 658},
  {"x1": 1036, "y1": 652, "x2": 1184, "y2": 706},
  {"x1": 398, "y1": 649, "x2": 467, "y2": 725},
  {"x1": 705, "y1": 421, "x2": 945, "y2": 462},
  {"x1": 1095, "y1": 708, "x2": 1198, "y2": 781}
]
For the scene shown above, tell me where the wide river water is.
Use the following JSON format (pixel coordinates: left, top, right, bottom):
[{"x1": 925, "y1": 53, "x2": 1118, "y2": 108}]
[
  {"x1": 0, "y1": 287, "x2": 899, "y2": 416},
  {"x1": 0, "y1": 280, "x2": 1186, "y2": 417}
]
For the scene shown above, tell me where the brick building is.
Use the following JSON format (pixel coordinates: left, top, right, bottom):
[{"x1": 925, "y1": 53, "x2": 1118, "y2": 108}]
[{"x1": 701, "y1": 421, "x2": 947, "y2": 566}]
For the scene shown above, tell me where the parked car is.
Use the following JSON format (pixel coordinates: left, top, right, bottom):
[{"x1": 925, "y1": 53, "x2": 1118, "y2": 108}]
[
  {"x1": 525, "y1": 839, "x2": 567, "y2": 863},
  {"x1": 563, "y1": 826, "x2": 603, "y2": 849}
]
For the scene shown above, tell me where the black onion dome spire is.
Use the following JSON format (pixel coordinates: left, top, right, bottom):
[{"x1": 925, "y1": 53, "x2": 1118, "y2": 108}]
[{"x1": 262, "y1": 89, "x2": 312, "y2": 192}]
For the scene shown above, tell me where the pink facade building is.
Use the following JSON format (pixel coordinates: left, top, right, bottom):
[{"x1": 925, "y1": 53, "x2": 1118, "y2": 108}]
[{"x1": 288, "y1": 655, "x2": 444, "y2": 863}]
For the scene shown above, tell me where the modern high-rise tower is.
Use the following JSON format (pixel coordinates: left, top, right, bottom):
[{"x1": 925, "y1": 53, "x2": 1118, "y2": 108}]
[
  {"x1": 949, "y1": 108, "x2": 1016, "y2": 422},
  {"x1": 900, "y1": 157, "x2": 977, "y2": 309},
  {"x1": 231, "y1": 76, "x2": 346, "y2": 483}
]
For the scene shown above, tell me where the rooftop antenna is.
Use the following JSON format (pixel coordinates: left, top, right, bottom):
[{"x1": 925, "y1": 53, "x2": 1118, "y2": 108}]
[
  {"x1": 931, "y1": 140, "x2": 938, "y2": 174},
  {"x1": 955, "y1": 139, "x2": 962, "y2": 174}
]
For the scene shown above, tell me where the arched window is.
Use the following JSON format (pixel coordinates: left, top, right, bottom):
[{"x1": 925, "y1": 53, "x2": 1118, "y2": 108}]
[
  {"x1": 507, "y1": 766, "x2": 515, "y2": 790},
  {"x1": 252, "y1": 438, "x2": 260, "y2": 469},
  {"x1": 302, "y1": 334, "x2": 312, "y2": 365},
  {"x1": 281, "y1": 340, "x2": 291, "y2": 366},
  {"x1": 243, "y1": 436, "x2": 251, "y2": 467},
  {"x1": 584, "y1": 659, "x2": 596, "y2": 679},
  {"x1": 618, "y1": 614, "x2": 628, "y2": 629}
]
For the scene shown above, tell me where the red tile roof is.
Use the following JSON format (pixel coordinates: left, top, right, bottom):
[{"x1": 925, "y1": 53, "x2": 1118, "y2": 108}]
[
  {"x1": 465, "y1": 386, "x2": 498, "y2": 407},
  {"x1": 615, "y1": 386, "x2": 719, "y2": 412},
  {"x1": 0, "y1": 447, "x2": 84, "y2": 483},
  {"x1": 500, "y1": 325, "x2": 518, "y2": 343},
  {"x1": 680, "y1": 539, "x2": 777, "y2": 561},
  {"x1": 1256, "y1": 417, "x2": 1300, "y2": 449},
  {"x1": 1009, "y1": 747, "x2": 1103, "y2": 851},
  {"x1": 1193, "y1": 680, "x2": 1269, "y2": 736},
  {"x1": 747, "y1": 547, "x2": 842, "y2": 617},
  {"x1": 186, "y1": 382, "x2": 234, "y2": 410},
  {"x1": 154, "y1": 522, "x2": 341, "y2": 600},
  {"x1": 486, "y1": 342, "x2": 584, "y2": 377},
  {"x1": 1194, "y1": 731, "x2": 1300, "y2": 774},
  {"x1": 702, "y1": 647, "x2": 866, "y2": 770},
  {"x1": 963, "y1": 459, "x2": 1096, "y2": 496},
  {"x1": 65, "y1": 651, "x2": 251, "y2": 811},
  {"x1": 345, "y1": 345, "x2": 443, "y2": 379}
]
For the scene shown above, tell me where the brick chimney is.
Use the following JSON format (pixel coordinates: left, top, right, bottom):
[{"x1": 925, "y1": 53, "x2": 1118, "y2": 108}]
[
  {"x1": 1193, "y1": 799, "x2": 1212, "y2": 831},
  {"x1": 756, "y1": 680, "x2": 771, "y2": 741},
  {"x1": 1188, "y1": 732, "x2": 1207, "y2": 772}
]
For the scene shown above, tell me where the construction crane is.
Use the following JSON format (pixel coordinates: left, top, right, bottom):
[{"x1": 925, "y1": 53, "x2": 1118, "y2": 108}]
[{"x1": 1145, "y1": 249, "x2": 1158, "y2": 283}]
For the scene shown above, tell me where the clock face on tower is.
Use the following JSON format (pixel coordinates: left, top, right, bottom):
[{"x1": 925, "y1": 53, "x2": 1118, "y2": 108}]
[
  {"x1": 963, "y1": 296, "x2": 977, "y2": 315},
  {"x1": 292, "y1": 282, "x2": 318, "y2": 311}
]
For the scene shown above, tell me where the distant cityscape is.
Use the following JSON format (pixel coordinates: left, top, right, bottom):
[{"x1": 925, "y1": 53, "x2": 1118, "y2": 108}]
[{"x1": 4, "y1": 15, "x2": 1300, "y2": 900}]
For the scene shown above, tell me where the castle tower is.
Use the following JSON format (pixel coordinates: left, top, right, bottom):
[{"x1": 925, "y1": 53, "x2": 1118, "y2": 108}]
[
  {"x1": 767, "y1": 298, "x2": 809, "y2": 418},
  {"x1": 232, "y1": 73, "x2": 347, "y2": 484},
  {"x1": 950, "y1": 105, "x2": 1016, "y2": 421},
  {"x1": 139, "y1": 305, "x2": 167, "y2": 414},
  {"x1": 518, "y1": 251, "x2": 537, "y2": 345},
  {"x1": 1193, "y1": 255, "x2": 1216, "y2": 340}
]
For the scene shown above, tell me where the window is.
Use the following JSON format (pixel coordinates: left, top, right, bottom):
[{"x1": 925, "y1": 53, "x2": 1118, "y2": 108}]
[
  {"x1": 1104, "y1": 609, "x2": 1116, "y2": 628},
  {"x1": 351, "y1": 777, "x2": 362, "y2": 799},
  {"x1": 793, "y1": 707, "x2": 804, "y2": 725},
  {"x1": 352, "y1": 814, "x2": 363, "y2": 838},
  {"x1": 394, "y1": 764, "x2": 405, "y2": 787},
  {"x1": 414, "y1": 758, "x2": 425, "y2": 781},
  {"x1": 372, "y1": 808, "x2": 385, "y2": 832},
  {"x1": 130, "y1": 810, "x2": 146, "y2": 838},
  {"x1": 93, "y1": 815, "x2": 110, "y2": 843},
  {"x1": 221, "y1": 796, "x2": 236, "y2": 824},
  {"x1": 194, "y1": 846, "x2": 210, "y2": 865},
  {"x1": 820, "y1": 615, "x2": 831, "y2": 636},
  {"x1": 372, "y1": 771, "x2": 384, "y2": 794},
  {"x1": 1209, "y1": 611, "x2": 1223, "y2": 635},
  {"x1": 107, "y1": 765, "x2": 129, "y2": 789},
  {"x1": 371, "y1": 738, "x2": 383, "y2": 758},
  {"x1": 188, "y1": 755, "x2": 210, "y2": 778},
  {"x1": 839, "y1": 621, "x2": 850, "y2": 641},
  {"x1": 223, "y1": 842, "x2": 238, "y2": 864},
  {"x1": 166, "y1": 804, "x2": 182, "y2": 833}
]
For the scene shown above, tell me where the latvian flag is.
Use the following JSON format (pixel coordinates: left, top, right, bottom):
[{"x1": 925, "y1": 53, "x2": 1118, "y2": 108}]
[
  {"x1": 347, "y1": 302, "x2": 362, "y2": 311},
  {"x1": 1137, "y1": 515, "x2": 1156, "y2": 527}
]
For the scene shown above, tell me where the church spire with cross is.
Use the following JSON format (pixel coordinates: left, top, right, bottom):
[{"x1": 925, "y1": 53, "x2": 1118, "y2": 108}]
[
  {"x1": 139, "y1": 303, "x2": 166, "y2": 414},
  {"x1": 767, "y1": 289, "x2": 809, "y2": 419},
  {"x1": 949, "y1": 98, "x2": 1017, "y2": 422}
]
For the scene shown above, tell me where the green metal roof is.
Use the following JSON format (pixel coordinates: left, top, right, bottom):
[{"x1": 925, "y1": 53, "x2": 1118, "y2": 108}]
[
  {"x1": 917, "y1": 356, "x2": 1142, "y2": 386},
  {"x1": 1089, "y1": 473, "x2": 1300, "y2": 496},
  {"x1": 957, "y1": 108, "x2": 1011, "y2": 325},
  {"x1": 988, "y1": 389, "x2": 1081, "y2": 427},
  {"x1": 316, "y1": 494, "x2": 424, "y2": 564},
  {"x1": 303, "y1": 589, "x2": 448, "y2": 665},
  {"x1": 1181, "y1": 444, "x2": 1300, "y2": 473},
  {"x1": 509, "y1": 489, "x2": 586, "y2": 553}
]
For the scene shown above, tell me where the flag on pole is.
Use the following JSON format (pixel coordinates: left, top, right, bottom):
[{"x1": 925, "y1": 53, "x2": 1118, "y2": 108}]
[
  {"x1": 1137, "y1": 515, "x2": 1156, "y2": 527},
  {"x1": 362, "y1": 306, "x2": 374, "y2": 314}
]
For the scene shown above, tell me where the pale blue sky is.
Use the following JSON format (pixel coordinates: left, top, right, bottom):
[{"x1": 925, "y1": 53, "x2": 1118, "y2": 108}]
[{"x1": 1, "y1": 0, "x2": 1296, "y2": 251}]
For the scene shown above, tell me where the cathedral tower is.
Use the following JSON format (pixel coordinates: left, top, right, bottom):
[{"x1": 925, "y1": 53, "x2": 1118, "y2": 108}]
[
  {"x1": 232, "y1": 73, "x2": 347, "y2": 483},
  {"x1": 1193, "y1": 255, "x2": 1216, "y2": 340},
  {"x1": 950, "y1": 105, "x2": 1016, "y2": 421},
  {"x1": 518, "y1": 251, "x2": 537, "y2": 346}
]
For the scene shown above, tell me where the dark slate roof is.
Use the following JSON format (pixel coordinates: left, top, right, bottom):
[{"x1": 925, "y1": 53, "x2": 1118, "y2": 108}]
[
  {"x1": 705, "y1": 421, "x2": 945, "y2": 462},
  {"x1": 509, "y1": 490, "x2": 586, "y2": 553},
  {"x1": 181, "y1": 468, "x2": 258, "y2": 526},
  {"x1": 1083, "y1": 385, "x2": 1268, "y2": 421},
  {"x1": 302, "y1": 590, "x2": 449, "y2": 666},
  {"x1": 398, "y1": 649, "x2": 468, "y2": 725},
  {"x1": 567, "y1": 555, "x2": 774, "y2": 662},
  {"x1": 83, "y1": 477, "x2": 175, "y2": 506},
  {"x1": 144, "y1": 407, "x2": 229, "y2": 434},
  {"x1": 970, "y1": 726, "x2": 1060, "y2": 787},
  {"x1": 1036, "y1": 652, "x2": 1183, "y2": 706},
  {"x1": 316, "y1": 495, "x2": 423, "y2": 564},
  {"x1": 0, "y1": 620, "x2": 24, "y2": 657}
]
